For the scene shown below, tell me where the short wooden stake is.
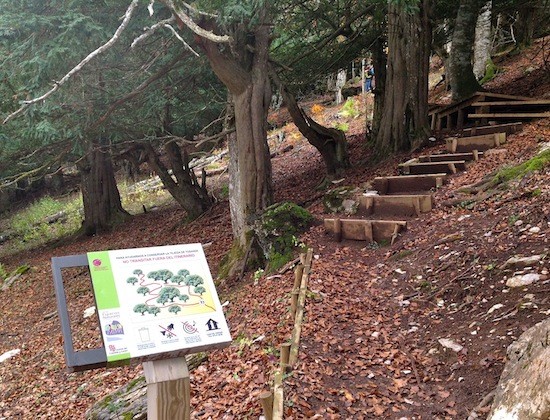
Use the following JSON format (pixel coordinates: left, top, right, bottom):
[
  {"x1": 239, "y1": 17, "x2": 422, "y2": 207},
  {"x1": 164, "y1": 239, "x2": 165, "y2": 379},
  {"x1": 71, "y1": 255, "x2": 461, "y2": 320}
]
[
  {"x1": 289, "y1": 249, "x2": 313, "y2": 367},
  {"x1": 280, "y1": 343, "x2": 291, "y2": 372},
  {"x1": 143, "y1": 357, "x2": 190, "y2": 420},
  {"x1": 272, "y1": 370, "x2": 284, "y2": 420},
  {"x1": 259, "y1": 390, "x2": 274, "y2": 420},
  {"x1": 472, "y1": 149, "x2": 479, "y2": 161},
  {"x1": 290, "y1": 290, "x2": 299, "y2": 318}
]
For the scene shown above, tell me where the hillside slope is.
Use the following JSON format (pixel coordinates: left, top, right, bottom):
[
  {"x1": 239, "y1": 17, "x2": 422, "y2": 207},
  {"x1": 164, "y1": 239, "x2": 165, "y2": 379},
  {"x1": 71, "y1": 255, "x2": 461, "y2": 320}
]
[{"x1": 0, "y1": 41, "x2": 549, "y2": 419}]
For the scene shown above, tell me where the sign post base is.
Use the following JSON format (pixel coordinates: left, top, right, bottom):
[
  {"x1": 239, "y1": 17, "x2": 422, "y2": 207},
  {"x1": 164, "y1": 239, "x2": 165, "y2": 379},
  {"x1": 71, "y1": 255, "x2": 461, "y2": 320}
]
[{"x1": 143, "y1": 357, "x2": 190, "y2": 420}]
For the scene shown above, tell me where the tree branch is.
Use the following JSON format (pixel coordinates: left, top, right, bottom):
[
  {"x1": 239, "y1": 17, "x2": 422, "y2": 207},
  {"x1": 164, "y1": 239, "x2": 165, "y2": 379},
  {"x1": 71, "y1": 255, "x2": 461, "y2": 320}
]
[
  {"x1": 3, "y1": 0, "x2": 140, "y2": 125},
  {"x1": 130, "y1": 17, "x2": 176, "y2": 49},
  {"x1": 163, "y1": 23, "x2": 200, "y2": 56},
  {"x1": 161, "y1": 0, "x2": 232, "y2": 44}
]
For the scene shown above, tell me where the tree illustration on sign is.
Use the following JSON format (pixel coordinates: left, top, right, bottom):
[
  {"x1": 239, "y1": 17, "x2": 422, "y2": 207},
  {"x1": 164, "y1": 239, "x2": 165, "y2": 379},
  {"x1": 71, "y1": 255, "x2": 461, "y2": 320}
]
[
  {"x1": 134, "y1": 303, "x2": 150, "y2": 316},
  {"x1": 137, "y1": 286, "x2": 150, "y2": 295},
  {"x1": 126, "y1": 276, "x2": 138, "y2": 285},
  {"x1": 148, "y1": 307, "x2": 161, "y2": 316},
  {"x1": 148, "y1": 269, "x2": 173, "y2": 283},
  {"x1": 129, "y1": 266, "x2": 210, "y2": 316},
  {"x1": 168, "y1": 305, "x2": 181, "y2": 315},
  {"x1": 157, "y1": 286, "x2": 181, "y2": 304}
]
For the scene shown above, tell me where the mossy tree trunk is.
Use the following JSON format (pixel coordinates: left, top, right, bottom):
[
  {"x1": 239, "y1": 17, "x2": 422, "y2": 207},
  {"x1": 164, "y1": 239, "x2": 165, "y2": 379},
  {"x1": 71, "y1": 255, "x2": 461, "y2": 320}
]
[{"x1": 197, "y1": 8, "x2": 273, "y2": 277}]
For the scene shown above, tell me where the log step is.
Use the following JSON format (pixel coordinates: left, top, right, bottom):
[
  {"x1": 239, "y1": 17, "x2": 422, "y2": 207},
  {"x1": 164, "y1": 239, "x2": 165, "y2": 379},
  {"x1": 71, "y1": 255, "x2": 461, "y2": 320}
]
[
  {"x1": 359, "y1": 194, "x2": 432, "y2": 217},
  {"x1": 446, "y1": 132, "x2": 506, "y2": 153},
  {"x1": 418, "y1": 151, "x2": 482, "y2": 163},
  {"x1": 457, "y1": 122, "x2": 522, "y2": 137},
  {"x1": 399, "y1": 161, "x2": 466, "y2": 175},
  {"x1": 324, "y1": 218, "x2": 407, "y2": 244},
  {"x1": 372, "y1": 173, "x2": 446, "y2": 194}
]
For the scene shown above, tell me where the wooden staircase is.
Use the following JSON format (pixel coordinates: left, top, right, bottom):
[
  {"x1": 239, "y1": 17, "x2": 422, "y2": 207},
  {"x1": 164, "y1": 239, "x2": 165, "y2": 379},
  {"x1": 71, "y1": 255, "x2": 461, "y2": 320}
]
[{"x1": 323, "y1": 118, "x2": 533, "y2": 245}]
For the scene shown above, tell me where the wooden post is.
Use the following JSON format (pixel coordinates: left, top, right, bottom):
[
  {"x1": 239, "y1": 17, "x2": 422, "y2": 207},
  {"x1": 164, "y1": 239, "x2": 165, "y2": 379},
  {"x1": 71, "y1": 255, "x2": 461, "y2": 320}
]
[
  {"x1": 272, "y1": 370, "x2": 284, "y2": 420},
  {"x1": 289, "y1": 249, "x2": 313, "y2": 367},
  {"x1": 259, "y1": 391, "x2": 274, "y2": 420},
  {"x1": 280, "y1": 343, "x2": 291, "y2": 372},
  {"x1": 143, "y1": 357, "x2": 190, "y2": 420},
  {"x1": 472, "y1": 149, "x2": 479, "y2": 161},
  {"x1": 291, "y1": 261, "x2": 304, "y2": 318}
]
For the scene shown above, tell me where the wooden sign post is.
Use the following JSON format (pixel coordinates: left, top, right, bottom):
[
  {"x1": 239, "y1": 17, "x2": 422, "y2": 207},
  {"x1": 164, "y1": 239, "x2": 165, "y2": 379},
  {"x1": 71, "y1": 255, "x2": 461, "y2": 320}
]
[{"x1": 143, "y1": 357, "x2": 190, "y2": 420}]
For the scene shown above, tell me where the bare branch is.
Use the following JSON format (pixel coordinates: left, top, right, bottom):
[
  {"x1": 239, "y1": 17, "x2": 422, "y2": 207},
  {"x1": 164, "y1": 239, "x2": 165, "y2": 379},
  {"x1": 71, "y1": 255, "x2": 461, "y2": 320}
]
[
  {"x1": 3, "y1": 0, "x2": 140, "y2": 125},
  {"x1": 163, "y1": 24, "x2": 200, "y2": 56},
  {"x1": 161, "y1": 0, "x2": 232, "y2": 44},
  {"x1": 181, "y1": 1, "x2": 218, "y2": 18},
  {"x1": 131, "y1": 17, "x2": 176, "y2": 48}
]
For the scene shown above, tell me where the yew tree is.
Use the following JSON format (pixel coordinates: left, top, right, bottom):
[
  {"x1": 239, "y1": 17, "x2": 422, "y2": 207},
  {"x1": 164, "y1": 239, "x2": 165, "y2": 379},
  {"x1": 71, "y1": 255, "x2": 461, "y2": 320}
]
[{"x1": 373, "y1": 0, "x2": 433, "y2": 155}]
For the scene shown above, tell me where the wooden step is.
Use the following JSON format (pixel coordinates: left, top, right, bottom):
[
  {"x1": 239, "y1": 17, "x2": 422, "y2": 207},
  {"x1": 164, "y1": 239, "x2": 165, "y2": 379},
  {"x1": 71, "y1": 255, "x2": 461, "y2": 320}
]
[
  {"x1": 372, "y1": 173, "x2": 446, "y2": 194},
  {"x1": 324, "y1": 218, "x2": 407, "y2": 244},
  {"x1": 399, "y1": 161, "x2": 466, "y2": 175},
  {"x1": 446, "y1": 132, "x2": 506, "y2": 153},
  {"x1": 471, "y1": 100, "x2": 550, "y2": 107},
  {"x1": 468, "y1": 112, "x2": 550, "y2": 119},
  {"x1": 418, "y1": 151, "x2": 481, "y2": 163},
  {"x1": 359, "y1": 194, "x2": 432, "y2": 217},
  {"x1": 458, "y1": 122, "x2": 522, "y2": 137}
]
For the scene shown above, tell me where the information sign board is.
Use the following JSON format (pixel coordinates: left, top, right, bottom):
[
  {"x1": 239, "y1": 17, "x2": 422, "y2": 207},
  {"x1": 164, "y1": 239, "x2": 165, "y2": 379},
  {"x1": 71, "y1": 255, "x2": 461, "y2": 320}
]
[{"x1": 86, "y1": 244, "x2": 231, "y2": 363}]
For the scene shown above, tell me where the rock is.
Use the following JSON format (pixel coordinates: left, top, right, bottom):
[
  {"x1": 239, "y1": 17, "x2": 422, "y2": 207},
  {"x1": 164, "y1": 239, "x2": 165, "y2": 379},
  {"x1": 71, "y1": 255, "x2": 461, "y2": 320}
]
[
  {"x1": 488, "y1": 318, "x2": 550, "y2": 420},
  {"x1": 323, "y1": 186, "x2": 360, "y2": 214},
  {"x1": 438, "y1": 338, "x2": 464, "y2": 353},
  {"x1": 514, "y1": 220, "x2": 524, "y2": 227},
  {"x1": 0, "y1": 349, "x2": 20, "y2": 363},
  {"x1": 506, "y1": 273, "x2": 541, "y2": 288},
  {"x1": 500, "y1": 255, "x2": 544, "y2": 270},
  {"x1": 529, "y1": 227, "x2": 541, "y2": 234},
  {"x1": 83, "y1": 306, "x2": 96, "y2": 319}
]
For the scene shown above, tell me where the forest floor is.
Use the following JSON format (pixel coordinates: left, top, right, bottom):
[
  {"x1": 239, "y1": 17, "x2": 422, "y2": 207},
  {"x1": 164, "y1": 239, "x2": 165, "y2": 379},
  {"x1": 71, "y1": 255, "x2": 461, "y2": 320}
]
[{"x1": 1, "y1": 39, "x2": 550, "y2": 419}]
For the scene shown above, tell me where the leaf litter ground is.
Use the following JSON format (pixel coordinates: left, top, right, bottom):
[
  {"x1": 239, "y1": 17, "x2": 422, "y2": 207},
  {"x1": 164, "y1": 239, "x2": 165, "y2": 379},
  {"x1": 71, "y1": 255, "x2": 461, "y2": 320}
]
[{"x1": 1, "y1": 40, "x2": 550, "y2": 419}]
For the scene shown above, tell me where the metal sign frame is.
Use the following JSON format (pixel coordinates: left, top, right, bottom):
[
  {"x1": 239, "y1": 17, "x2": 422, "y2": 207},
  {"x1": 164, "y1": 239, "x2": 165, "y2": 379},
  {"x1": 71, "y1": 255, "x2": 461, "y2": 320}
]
[{"x1": 52, "y1": 254, "x2": 108, "y2": 371}]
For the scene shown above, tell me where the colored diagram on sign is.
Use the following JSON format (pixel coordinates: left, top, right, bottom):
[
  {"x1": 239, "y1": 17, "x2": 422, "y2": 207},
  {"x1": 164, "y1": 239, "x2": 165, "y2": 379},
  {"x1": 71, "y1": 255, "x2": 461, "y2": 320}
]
[{"x1": 126, "y1": 267, "x2": 216, "y2": 319}]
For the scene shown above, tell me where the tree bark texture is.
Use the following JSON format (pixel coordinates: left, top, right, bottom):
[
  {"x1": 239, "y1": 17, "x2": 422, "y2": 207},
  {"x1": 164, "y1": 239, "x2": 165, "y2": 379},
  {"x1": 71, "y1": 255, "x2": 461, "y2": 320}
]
[
  {"x1": 515, "y1": 1, "x2": 536, "y2": 49},
  {"x1": 473, "y1": 1, "x2": 493, "y2": 80},
  {"x1": 79, "y1": 137, "x2": 129, "y2": 236},
  {"x1": 143, "y1": 141, "x2": 212, "y2": 220},
  {"x1": 449, "y1": 0, "x2": 484, "y2": 102},
  {"x1": 370, "y1": 27, "x2": 387, "y2": 141},
  {"x1": 198, "y1": 19, "x2": 273, "y2": 247},
  {"x1": 374, "y1": 0, "x2": 432, "y2": 156},
  {"x1": 277, "y1": 80, "x2": 349, "y2": 177}
]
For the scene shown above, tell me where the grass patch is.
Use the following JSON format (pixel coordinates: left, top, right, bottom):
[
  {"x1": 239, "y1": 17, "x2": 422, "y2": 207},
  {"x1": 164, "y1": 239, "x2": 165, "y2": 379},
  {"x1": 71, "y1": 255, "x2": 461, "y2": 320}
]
[
  {"x1": 1, "y1": 195, "x2": 82, "y2": 257},
  {"x1": 493, "y1": 148, "x2": 550, "y2": 184},
  {"x1": 118, "y1": 180, "x2": 174, "y2": 214}
]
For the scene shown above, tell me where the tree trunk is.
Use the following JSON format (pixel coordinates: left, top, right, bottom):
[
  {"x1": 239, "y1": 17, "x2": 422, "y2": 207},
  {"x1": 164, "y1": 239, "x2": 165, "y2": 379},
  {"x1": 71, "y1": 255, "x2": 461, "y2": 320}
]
[
  {"x1": 143, "y1": 141, "x2": 212, "y2": 219},
  {"x1": 78, "y1": 137, "x2": 129, "y2": 236},
  {"x1": 373, "y1": 0, "x2": 432, "y2": 156},
  {"x1": 449, "y1": 0, "x2": 484, "y2": 102},
  {"x1": 370, "y1": 27, "x2": 387, "y2": 141},
  {"x1": 198, "y1": 18, "x2": 273, "y2": 249},
  {"x1": 473, "y1": 1, "x2": 493, "y2": 80},
  {"x1": 274, "y1": 74, "x2": 349, "y2": 178},
  {"x1": 515, "y1": 1, "x2": 536, "y2": 49}
]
